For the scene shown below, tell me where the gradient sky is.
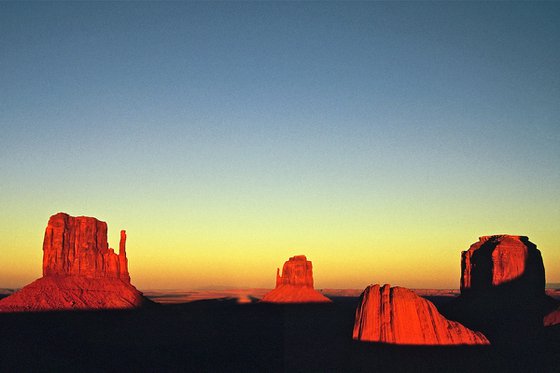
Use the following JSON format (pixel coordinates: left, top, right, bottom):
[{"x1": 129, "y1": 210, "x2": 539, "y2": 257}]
[{"x1": 1, "y1": 2, "x2": 559, "y2": 290}]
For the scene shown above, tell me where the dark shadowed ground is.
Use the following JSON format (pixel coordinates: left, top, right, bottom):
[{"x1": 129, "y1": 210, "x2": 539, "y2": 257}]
[{"x1": 0, "y1": 296, "x2": 558, "y2": 372}]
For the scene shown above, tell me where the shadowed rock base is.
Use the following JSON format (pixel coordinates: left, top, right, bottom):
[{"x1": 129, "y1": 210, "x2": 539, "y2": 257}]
[
  {"x1": 544, "y1": 308, "x2": 560, "y2": 326},
  {"x1": 444, "y1": 235, "x2": 558, "y2": 344},
  {"x1": 460, "y1": 235, "x2": 545, "y2": 296},
  {"x1": 353, "y1": 284, "x2": 489, "y2": 345}
]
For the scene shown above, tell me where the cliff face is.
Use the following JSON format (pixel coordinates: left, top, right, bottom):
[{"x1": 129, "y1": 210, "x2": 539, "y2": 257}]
[
  {"x1": 353, "y1": 284, "x2": 489, "y2": 345},
  {"x1": 443, "y1": 235, "x2": 555, "y2": 344},
  {"x1": 460, "y1": 235, "x2": 545, "y2": 296},
  {"x1": 0, "y1": 212, "x2": 146, "y2": 312},
  {"x1": 275, "y1": 255, "x2": 314, "y2": 288},
  {"x1": 42, "y1": 213, "x2": 130, "y2": 281},
  {"x1": 262, "y1": 255, "x2": 331, "y2": 303}
]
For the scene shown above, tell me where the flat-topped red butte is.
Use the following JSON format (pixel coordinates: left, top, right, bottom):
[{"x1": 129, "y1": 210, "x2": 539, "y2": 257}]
[
  {"x1": 0, "y1": 212, "x2": 146, "y2": 312},
  {"x1": 444, "y1": 234, "x2": 557, "y2": 341},
  {"x1": 261, "y1": 255, "x2": 331, "y2": 303},
  {"x1": 353, "y1": 284, "x2": 489, "y2": 345},
  {"x1": 460, "y1": 235, "x2": 545, "y2": 295},
  {"x1": 43, "y1": 213, "x2": 130, "y2": 280}
]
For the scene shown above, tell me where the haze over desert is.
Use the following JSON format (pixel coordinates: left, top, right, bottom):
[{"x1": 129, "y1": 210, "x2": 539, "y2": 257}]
[{"x1": 1, "y1": 1, "x2": 559, "y2": 372}]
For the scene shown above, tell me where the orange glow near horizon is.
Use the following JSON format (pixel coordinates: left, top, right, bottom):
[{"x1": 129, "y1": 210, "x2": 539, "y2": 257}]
[
  {"x1": 1, "y1": 207, "x2": 558, "y2": 290},
  {"x1": 2, "y1": 1, "x2": 559, "y2": 295}
]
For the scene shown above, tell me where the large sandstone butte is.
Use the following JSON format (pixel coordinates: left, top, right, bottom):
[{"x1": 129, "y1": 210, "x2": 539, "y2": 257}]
[
  {"x1": 353, "y1": 284, "x2": 489, "y2": 345},
  {"x1": 443, "y1": 235, "x2": 558, "y2": 344},
  {"x1": 43, "y1": 213, "x2": 131, "y2": 280},
  {"x1": 460, "y1": 235, "x2": 545, "y2": 296},
  {"x1": 261, "y1": 255, "x2": 331, "y2": 303},
  {"x1": 0, "y1": 213, "x2": 147, "y2": 312}
]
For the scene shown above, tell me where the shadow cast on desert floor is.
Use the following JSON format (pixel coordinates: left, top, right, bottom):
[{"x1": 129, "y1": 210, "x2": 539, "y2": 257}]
[{"x1": 1, "y1": 297, "x2": 559, "y2": 372}]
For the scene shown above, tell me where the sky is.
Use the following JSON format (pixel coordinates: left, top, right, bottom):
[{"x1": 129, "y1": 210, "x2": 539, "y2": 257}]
[{"x1": 1, "y1": 2, "x2": 559, "y2": 290}]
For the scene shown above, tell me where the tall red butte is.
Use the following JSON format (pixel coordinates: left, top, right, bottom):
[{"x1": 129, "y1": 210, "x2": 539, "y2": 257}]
[
  {"x1": 261, "y1": 255, "x2": 331, "y2": 303},
  {"x1": 443, "y1": 235, "x2": 559, "y2": 344},
  {"x1": 353, "y1": 284, "x2": 489, "y2": 345},
  {"x1": 0, "y1": 213, "x2": 147, "y2": 312},
  {"x1": 460, "y1": 235, "x2": 545, "y2": 295}
]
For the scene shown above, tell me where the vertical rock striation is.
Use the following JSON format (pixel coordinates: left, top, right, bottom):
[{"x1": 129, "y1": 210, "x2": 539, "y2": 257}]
[
  {"x1": 460, "y1": 235, "x2": 545, "y2": 296},
  {"x1": 443, "y1": 235, "x2": 557, "y2": 344},
  {"x1": 261, "y1": 255, "x2": 331, "y2": 303},
  {"x1": 0, "y1": 212, "x2": 147, "y2": 312},
  {"x1": 276, "y1": 255, "x2": 314, "y2": 288},
  {"x1": 353, "y1": 284, "x2": 489, "y2": 345},
  {"x1": 42, "y1": 213, "x2": 130, "y2": 281}
]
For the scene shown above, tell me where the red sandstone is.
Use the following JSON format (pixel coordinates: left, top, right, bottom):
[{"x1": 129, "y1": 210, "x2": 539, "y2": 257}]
[
  {"x1": 0, "y1": 212, "x2": 146, "y2": 312},
  {"x1": 42, "y1": 213, "x2": 130, "y2": 280},
  {"x1": 353, "y1": 284, "x2": 489, "y2": 345},
  {"x1": 460, "y1": 235, "x2": 545, "y2": 295},
  {"x1": 261, "y1": 255, "x2": 331, "y2": 303}
]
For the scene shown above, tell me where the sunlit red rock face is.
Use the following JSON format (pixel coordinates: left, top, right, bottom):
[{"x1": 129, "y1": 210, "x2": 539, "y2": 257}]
[
  {"x1": 461, "y1": 235, "x2": 545, "y2": 296},
  {"x1": 275, "y1": 255, "x2": 314, "y2": 287},
  {"x1": 353, "y1": 284, "x2": 489, "y2": 345},
  {"x1": 261, "y1": 255, "x2": 331, "y2": 303},
  {"x1": 43, "y1": 213, "x2": 130, "y2": 280},
  {"x1": 0, "y1": 213, "x2": 146, "y2": 312},
  {"x1": 443, "y1": 235, "x2": 557, "y2": 344}
]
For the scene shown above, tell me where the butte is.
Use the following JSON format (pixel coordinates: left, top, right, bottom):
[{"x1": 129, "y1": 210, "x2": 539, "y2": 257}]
[
  {"x1": 353, "y1": 284, "x2": 489, "y2": 345},
  {"x1": 261, "y1": 255, "x2": 331, "y2": 303},
  {"x1": 442, "y1": 235, "x2": 559, "y2": 342},
  {"x1": 0, "y1": 212, "x2": 148, "y2": 312}
]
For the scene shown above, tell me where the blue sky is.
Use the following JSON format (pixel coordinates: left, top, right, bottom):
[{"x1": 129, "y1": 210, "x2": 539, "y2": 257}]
[{"x1": 1, "y1": 2, "x2": 559, "y2": 288}]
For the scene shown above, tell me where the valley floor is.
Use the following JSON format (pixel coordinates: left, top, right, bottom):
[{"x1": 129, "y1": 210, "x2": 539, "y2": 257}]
[{"x1": 0, "y1": 296, "x2": 559, "y2": 372}]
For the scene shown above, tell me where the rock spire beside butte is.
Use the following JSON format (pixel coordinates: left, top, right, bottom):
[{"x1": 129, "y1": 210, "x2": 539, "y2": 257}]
[
  {"x1": 443, "y1": 235, "x2": 559, "y2": 342},
  {"x1": 0, "y1": 212, "x2": 147, "y2": 312},
  {"x1": 353, "y1": 284, "x2": 489, "y2": 345},
  {"x1": 261, "y1": 255, "x2": 331, "y2": 303}
]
